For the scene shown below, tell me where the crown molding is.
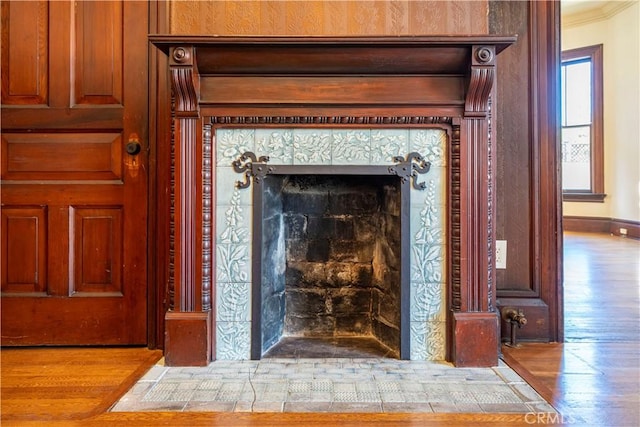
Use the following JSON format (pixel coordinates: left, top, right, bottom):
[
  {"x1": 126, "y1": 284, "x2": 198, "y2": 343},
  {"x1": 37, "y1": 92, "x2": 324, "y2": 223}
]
[{"x1": 562, "y1": 1, "x2": 636, "y2": 29}]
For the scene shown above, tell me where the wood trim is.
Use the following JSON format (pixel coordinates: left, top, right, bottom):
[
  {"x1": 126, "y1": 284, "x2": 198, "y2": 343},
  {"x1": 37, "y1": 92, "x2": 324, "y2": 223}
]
[
  {"x1": 562, "y1": 192, "x2": 606, "y2": 202},
  {"x1": 564, "y1": 216, "x2": 640, "y2": 239},
  {"x1": 563, "y1": 215, "x2": 610, "y2": 233},
  {"x1": 532, "y1": 0, "x2": 563, "y2": 343},
  {"x1": 500, "y1": 346, "x2": 555, "y2": 405},
  {"x1": 148, "y1": 0, "x2": 171, "y2": 350},
  {"x1": 85, "y1": 350, "x2": 163, "y2": 418},
  {"x1": 561, "y1": 44, "x2": 604, "y2": 196},
  {"x1": 610, "y1": 218, "x2": 640, "y2": 239}
]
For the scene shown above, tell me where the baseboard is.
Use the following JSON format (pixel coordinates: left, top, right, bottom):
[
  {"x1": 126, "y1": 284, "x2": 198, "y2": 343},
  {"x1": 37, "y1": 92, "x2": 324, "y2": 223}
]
[
  {"x1": 562, "y1": 216, "x2": 610, "y2": 233},
  {"x1": 563, "y1": 216, "x2": 640, "y2": 239},
  {"x1": 610, "y1": 218, "x2": 640, "y2": 239}
]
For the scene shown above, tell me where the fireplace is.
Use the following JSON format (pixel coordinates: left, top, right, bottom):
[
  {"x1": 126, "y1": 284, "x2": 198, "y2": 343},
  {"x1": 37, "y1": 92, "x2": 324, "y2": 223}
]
[
  {"x1": 259, "y1": 173, "x2": 404, "y2": 358},
  {"x1": 152, "y1": 35, "x2": 515, "y2": 367}
]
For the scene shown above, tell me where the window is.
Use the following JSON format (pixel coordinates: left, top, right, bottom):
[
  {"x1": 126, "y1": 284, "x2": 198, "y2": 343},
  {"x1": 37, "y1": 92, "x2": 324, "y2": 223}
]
[{"x1": 561, "y1": 44, "x2": 605, "y2": 202}]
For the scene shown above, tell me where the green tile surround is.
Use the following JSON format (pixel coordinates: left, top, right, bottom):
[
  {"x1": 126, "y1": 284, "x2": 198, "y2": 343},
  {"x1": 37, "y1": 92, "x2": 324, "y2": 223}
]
[{"x1": 215, "y1": 128, "x2": 447, "y2": 360}]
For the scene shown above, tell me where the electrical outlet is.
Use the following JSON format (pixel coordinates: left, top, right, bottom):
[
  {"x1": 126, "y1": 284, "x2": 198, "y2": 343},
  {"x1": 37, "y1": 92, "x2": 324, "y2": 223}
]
[
  {"x1": 496, "y1": 240, "x2": 507, "y2": 269},
  {"x1": 620, "y1": 228, "x2": 628, "y2": 236}
]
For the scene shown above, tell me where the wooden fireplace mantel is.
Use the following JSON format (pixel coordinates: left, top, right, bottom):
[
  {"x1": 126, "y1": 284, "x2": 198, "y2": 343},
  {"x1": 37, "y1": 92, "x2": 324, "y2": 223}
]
[{"x1": 151, "y1": 35, "x2": 516, "y2": 367}]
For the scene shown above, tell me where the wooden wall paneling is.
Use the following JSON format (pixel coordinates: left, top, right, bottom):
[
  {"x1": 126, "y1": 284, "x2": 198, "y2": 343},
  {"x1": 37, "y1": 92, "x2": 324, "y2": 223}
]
[
  {"x1": 489, "y1": 0, "x2": 532, "y2": 292},
  {"x1": 1, "y1": 207, "x2": 47, "y2": 294},
  {"x1": 0, "y1": 0, "x2": 48, "y2": 105},
  {"x1": 168, "y1": 1, "x2": 488, "y2": 36},
  {"x1": 490, "y1": 0, "x2": 562, "y2": 342}
]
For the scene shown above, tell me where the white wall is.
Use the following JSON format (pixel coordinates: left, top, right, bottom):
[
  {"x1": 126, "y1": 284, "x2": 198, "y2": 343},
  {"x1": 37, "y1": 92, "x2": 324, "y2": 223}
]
[{"x1": 562, "y1": 2, "x2": 640, "y2": 222}]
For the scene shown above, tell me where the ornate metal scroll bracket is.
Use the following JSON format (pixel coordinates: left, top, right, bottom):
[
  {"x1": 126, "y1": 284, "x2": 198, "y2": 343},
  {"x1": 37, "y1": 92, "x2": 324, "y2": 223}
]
[
  {"x1": 388, "y1": 152, "x2": 431, "y2": 191},
  {"x1": 232, "y1": 151, "x2": 274, "y2": 189}
]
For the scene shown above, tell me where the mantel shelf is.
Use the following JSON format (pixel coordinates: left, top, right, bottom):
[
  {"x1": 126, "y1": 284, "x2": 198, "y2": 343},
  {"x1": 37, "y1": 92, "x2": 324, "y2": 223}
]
[{"x1": 150, "y1": 35, "x2": 516, "y2": 75}]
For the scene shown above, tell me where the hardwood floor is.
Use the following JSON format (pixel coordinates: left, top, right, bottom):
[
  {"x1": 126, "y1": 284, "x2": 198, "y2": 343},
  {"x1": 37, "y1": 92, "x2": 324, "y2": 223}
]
[
  {"x1": 503, "y1": 231, "x2": 640, "y2": 426},
  {"x1": 1, "y1": 232, "x2": 638, "y2": 426}
]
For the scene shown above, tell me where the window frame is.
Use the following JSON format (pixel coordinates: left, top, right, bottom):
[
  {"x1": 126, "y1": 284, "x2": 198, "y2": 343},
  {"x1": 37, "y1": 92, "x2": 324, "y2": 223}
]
[{"x1": 561, "y1": 44, "x2": 605, "y2": 202}]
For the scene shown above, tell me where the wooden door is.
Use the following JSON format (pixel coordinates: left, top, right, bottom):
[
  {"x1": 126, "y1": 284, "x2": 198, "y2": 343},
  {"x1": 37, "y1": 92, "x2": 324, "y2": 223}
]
[{"x1": 1, "y1": 0, "x2": 148, "y2": 345}]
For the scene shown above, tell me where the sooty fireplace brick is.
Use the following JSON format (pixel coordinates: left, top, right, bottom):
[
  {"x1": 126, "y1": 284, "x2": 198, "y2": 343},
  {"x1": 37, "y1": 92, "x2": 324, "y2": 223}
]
[{"x1": 260, "y1": 174, "x2": 402, "y2": 358}]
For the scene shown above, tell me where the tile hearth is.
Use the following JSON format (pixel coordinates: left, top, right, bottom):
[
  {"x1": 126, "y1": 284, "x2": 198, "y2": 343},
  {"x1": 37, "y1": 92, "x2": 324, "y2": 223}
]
[{"x1": 111, "y1": 357, "x2": 555, "y2": 414}]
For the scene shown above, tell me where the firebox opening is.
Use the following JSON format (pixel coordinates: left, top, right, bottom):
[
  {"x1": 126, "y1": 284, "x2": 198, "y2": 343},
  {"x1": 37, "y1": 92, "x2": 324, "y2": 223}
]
[{"x1": 256, "y1": 173, "x2": 405, "y2": 359}]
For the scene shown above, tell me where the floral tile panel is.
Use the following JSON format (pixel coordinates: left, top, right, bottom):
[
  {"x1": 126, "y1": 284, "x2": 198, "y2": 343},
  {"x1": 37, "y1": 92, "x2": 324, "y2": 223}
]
[{"x1": 215, "y1": 128, "x2": 448, "y2": 360}]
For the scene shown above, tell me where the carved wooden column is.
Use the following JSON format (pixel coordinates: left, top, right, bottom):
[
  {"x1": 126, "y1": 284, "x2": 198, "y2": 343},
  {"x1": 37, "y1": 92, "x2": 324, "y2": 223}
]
[
  {"x1": 449, "y1": 45, "x2": 499, "y2": 367},
  {"x1": 164, "y1": 46, "x2": 212, "y2": 366}
]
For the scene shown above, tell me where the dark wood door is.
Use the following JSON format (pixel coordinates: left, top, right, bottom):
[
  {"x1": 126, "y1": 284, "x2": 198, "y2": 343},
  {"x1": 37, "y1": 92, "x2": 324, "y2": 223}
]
[{"x1": 1, "y1": 0, "x2": 148, "y2": 345}]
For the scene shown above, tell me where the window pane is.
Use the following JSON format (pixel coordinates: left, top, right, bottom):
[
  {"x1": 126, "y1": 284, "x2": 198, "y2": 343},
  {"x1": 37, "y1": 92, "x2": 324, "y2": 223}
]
[
  {"x1": 562, "y1": 126, "x2": 591, "y2": 191},
  {"x1": 564, "y1": 61, "x2": 592, "y2": 126},
  {"x1": 561, "y1": 65, "x2": 567, "y2": 126}
]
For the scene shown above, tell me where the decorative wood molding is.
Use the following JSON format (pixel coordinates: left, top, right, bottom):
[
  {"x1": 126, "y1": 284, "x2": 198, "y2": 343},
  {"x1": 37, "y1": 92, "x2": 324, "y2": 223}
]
[
  {"x1": 169, "y1": 46, "x2": 199, "y2": 117},
  {"x1": 202, "y1": 124, "x2": 213, "y2": 311},
  {"x1": 449, "y1": 124, "x2": 462, "y2": 312},
  {"x1": 465, "y1": 46, "x2": 496, "y2": 117},
  {"x1": 460, "y1": 117, "x2": 493, "y2": 313},
  {"x1": 167, "y1": 97, "x2": 176, "y2": 311},
  {"x1": 167, "y1": 45, "x2": 204, "y2": 315},
  {"x1": 487, "y1": 96, "x2": 495, "y2": 310},
  {"x1": 174, "y1": 118, "x2": 199, "y2": 312},
  {"x1": 208, "y1": 116, "x2": 454, "y2": 125}
]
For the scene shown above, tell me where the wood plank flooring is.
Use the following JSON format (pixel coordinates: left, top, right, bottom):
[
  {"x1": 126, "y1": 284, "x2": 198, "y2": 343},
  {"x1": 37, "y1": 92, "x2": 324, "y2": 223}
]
[
  {"x1": 502, "y1": 231, "x2": 640, "y2": 426},
  {"x1": 2, "y1": 232, "x2": 638, "y2": 426}
]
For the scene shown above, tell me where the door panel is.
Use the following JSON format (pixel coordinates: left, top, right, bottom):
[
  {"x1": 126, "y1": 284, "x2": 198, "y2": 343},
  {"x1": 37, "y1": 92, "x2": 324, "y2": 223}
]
[
  {"x1": 71, "y1": 207, "x2": 123, "y2": 295},
  {"x1": 0, "y1": 0, "x2": 48, "y2": 105},
  {"x1": 1, "y1": 207, "x2": 47, "y2": 294},
  {"x1": 73, "y1": 0, "x2": 123, "y2": 105},
  {"x1": 2, "y1": 133, "x2": 123, "y2": 180},
  {"x1": 1, "y1": 0, "x2": 148, "y2": 346}
]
